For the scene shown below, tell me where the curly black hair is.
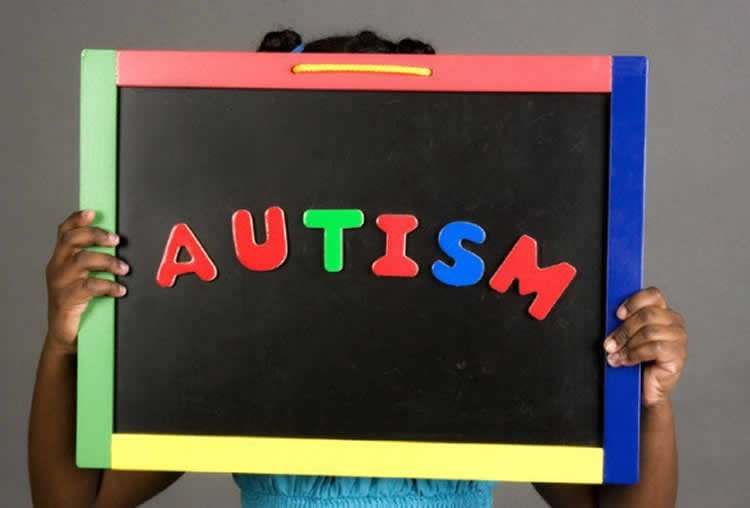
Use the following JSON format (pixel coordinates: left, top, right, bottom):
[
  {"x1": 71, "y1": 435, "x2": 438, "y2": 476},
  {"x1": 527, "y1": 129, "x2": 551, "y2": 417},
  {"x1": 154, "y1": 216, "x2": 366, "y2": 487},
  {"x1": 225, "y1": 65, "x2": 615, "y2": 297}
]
[{"x1": 257, "y1": 29, "x2": 435, "y2": 54}]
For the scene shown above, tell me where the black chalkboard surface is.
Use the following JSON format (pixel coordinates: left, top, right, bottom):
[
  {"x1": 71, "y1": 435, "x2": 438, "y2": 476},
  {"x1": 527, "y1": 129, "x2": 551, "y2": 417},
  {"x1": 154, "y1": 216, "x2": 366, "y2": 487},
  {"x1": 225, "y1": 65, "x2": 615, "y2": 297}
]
[{"x1": 115, "y1": 88, "x2": 608, "y2": 446}]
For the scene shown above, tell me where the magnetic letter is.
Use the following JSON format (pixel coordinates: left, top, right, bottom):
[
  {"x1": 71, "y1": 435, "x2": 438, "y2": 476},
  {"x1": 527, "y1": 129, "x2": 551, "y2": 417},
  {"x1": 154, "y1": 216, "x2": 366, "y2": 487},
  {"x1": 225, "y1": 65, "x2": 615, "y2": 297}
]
[
  {"x1": 303, "y1": 209, "x2": 365, "y2": 272},
  {"x1": 431, "y1": 221, "x2": 486, "y2": 286},
  {"x1": 488, "y1": 234, "x2": 577, "y2": 320},
  {"x1": 371, "y1": 214, "x2": 419, "y2": 277},
  {"x1": 156, "y1": 223, "x2": 218, "y2": 288},
  {"x1": 232, "y1": 207, "x2": 288, "y2": 271}
]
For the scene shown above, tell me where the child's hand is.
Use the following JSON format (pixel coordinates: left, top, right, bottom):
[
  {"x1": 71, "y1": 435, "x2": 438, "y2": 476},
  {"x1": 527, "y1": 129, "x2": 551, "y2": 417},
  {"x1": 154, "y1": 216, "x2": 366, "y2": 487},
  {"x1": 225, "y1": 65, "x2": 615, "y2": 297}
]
[
  {"x1": 603, "y1": 287, "x2": 688, "y2": 407},
  {"x1": 45, "y1": 210, "x2": 129, "y2": 355}
]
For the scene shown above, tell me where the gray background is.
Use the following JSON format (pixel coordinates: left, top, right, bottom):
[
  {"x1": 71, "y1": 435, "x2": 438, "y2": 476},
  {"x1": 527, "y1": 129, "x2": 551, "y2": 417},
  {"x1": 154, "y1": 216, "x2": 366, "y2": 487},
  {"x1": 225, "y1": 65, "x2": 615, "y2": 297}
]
[{"x1": 2, "y1": 0, "x2": 747, "y2": 506}]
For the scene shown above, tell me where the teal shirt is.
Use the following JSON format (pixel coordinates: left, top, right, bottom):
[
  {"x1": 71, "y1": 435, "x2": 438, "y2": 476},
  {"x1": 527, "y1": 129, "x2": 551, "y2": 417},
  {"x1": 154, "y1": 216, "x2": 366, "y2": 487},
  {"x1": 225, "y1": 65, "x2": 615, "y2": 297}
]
[{"x1": 234, "y1": 474, "x2": 496, "y2": 507}]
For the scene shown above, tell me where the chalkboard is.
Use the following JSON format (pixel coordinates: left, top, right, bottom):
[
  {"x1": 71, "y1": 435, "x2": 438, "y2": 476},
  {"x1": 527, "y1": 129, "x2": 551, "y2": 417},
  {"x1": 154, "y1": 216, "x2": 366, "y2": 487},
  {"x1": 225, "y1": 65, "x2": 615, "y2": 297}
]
[{"x1": 77, "y1": 51, "x2": 647, "y2": 484}]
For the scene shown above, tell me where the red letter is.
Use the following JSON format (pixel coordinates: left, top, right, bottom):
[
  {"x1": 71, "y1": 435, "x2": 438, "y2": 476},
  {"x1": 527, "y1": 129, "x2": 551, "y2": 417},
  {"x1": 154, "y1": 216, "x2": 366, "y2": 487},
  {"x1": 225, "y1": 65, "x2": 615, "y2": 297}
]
[
  {"x1": 488, "y1": 235, "x2": 576, "y2": 320},
  {"x1": 156, "y1": 223, "x2": 218, "y2": 288},
  {"x1": 371, "y1": 214, "x2": 419, "y2": 277},
  {"x1": 232, "y1": 207, "x2": 288, "y2": 271}
]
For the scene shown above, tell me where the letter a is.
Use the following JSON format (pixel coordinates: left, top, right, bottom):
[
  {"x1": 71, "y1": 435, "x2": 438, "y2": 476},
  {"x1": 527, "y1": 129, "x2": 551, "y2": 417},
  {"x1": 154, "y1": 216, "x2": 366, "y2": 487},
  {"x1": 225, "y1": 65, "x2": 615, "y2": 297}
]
[{"x1": 156, "y1": 223, "x2": 218, "y2": 288}]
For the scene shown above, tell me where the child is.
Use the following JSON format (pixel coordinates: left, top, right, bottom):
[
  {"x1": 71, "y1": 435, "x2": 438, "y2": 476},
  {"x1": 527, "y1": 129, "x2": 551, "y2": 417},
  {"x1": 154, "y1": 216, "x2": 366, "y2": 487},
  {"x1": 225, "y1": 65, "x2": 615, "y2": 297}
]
[{"x1": 29, "y1": 30, "x2": 688, "y2": 508}]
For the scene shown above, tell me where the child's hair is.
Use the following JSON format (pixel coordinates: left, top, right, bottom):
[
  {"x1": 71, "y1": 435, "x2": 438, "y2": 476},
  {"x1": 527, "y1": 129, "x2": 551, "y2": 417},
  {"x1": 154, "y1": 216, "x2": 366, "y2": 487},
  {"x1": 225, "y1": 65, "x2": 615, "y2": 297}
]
[{"x1": 257, "y1": 28, "x2": 436, "y2": 54}]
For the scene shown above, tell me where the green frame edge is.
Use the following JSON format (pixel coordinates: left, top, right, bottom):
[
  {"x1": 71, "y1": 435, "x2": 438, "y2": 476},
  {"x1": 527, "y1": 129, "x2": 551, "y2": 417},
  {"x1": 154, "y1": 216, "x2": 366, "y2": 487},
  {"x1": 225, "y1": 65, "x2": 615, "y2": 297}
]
[{"x1": 77, "y1": 49, "x2": 117, "y2": 468}]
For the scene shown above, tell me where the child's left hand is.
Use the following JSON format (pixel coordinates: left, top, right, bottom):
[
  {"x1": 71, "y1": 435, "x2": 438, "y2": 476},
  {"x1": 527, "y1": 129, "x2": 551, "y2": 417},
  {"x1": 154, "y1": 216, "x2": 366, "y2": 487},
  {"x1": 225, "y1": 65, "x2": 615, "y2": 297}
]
[{"x1": 603, "y1": 287, "x2": 688, "y2": 407}]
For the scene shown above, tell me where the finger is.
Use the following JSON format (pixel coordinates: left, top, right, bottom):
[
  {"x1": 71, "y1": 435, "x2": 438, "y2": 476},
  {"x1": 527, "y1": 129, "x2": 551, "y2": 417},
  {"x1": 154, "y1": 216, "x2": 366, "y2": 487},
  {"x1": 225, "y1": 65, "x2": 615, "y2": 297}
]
[
  {"x1": 57, "y1": 210, "x2": 95, "y2": 237},
  {"x1": 623, "y1": 324, "x2": 687, "y2": 350},
  {"x1": 604, "y1": 307, "x2": 682, "y2": 353},
  {"x1": 617, "y1": 286, "x2": 667, "y2": 319},
  {"x1": 71, "y1": 251, "x2": 130, "y2": 276},
  {"x1": 670, "y1": 310, "x2": 686, "y2": 327},
  {"x1": 50, "y1": 251, "x2": 130, "y2": 290},
  {"x1": 64, "y1": 277, "x2": 127, "y2": 304},
  {"x1": 58, "y1": 226, "x2": 119, "y2": 254},
  {"x1": 608, "y1": 339, "x2": 683, "y2": 367}
]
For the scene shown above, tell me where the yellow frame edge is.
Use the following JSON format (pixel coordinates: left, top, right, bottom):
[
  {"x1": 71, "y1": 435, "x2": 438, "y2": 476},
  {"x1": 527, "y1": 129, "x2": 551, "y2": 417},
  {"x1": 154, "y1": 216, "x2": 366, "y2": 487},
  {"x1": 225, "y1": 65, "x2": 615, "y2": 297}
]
[{"x1": 111, "y1": 434, "x2": 603, "y2": 483}]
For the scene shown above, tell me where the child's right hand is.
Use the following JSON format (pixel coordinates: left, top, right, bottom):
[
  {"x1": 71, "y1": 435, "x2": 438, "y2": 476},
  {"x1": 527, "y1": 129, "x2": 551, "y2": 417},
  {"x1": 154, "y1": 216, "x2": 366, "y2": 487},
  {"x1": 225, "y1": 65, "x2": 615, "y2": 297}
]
[{"x1": 45, "y1": 210, "x2": 129, "y2": 355}]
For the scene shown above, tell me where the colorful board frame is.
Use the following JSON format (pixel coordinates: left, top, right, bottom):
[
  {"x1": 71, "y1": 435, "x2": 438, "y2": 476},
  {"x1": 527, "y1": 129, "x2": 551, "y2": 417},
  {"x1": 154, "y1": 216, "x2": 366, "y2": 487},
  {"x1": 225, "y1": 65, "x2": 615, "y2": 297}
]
[{"x1": 78, "y1": 50, "x2": 647, "y2": 484}]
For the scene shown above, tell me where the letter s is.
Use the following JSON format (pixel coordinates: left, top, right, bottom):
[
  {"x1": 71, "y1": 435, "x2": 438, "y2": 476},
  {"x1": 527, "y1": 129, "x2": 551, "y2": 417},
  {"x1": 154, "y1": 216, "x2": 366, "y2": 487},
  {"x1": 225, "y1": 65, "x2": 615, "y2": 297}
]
[{"x1": 431, "y1": 221, "x2": 486, "y2": 287}]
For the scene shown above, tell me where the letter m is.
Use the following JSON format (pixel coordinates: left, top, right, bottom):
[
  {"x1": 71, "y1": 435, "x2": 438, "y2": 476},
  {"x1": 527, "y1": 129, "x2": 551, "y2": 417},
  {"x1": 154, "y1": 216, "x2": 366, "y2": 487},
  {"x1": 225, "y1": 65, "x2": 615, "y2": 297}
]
[{"x1": 488, "y1": 235, "x2": 577, "y2": 320}]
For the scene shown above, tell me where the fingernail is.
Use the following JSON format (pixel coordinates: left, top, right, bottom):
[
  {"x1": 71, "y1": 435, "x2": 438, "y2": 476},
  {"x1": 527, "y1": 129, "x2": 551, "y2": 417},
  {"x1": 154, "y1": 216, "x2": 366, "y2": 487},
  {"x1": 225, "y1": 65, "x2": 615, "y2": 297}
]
[
  {"x1": 117, "y1": 284, "x2": 127, "y2": 296},
  {"x1": 607, "y1": 353, "x2": 620, "y2": 366},
  {"x1": 83, "y1": 209, "x2": 95, "y2": 219},
  {"x1": 109, "y1": 233, "x2": 120, "y2": 244},
  {"x1": 604, "y1": 338, "x2": 617, "y2": 352},
  {"x1": 118, "y1": 261, "x2": 130, "y2": 274},
  {"x1": 616, "y1": 305, "x2": 627, "y2": 319}
]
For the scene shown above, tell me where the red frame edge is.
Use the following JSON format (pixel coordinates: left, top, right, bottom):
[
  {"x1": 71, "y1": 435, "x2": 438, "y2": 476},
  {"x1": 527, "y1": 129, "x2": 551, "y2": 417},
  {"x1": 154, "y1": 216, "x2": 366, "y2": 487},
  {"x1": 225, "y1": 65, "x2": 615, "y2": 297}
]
[{"x1": 116, "y1": 51, "x2": 611, "y2": 92}]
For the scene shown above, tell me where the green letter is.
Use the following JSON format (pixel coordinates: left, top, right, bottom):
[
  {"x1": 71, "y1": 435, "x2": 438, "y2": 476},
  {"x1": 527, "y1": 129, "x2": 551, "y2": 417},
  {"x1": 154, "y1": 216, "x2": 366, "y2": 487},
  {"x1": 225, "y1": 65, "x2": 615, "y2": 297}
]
[{"x1": 303, "y1": 209, "x2": 365, "y2": 272}]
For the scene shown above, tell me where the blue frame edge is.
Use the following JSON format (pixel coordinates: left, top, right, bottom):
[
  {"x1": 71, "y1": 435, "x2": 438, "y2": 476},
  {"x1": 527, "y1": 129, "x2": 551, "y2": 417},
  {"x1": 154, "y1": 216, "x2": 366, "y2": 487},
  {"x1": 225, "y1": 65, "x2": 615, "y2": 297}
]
[{"x1": 603, "y1": 56, "x2": 648, "y2": 484}]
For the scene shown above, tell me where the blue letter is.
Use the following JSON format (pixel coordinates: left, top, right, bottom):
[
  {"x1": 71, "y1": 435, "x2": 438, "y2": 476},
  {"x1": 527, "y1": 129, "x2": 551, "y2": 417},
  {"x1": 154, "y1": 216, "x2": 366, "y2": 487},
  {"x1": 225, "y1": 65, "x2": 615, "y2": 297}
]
[{"x1": 431, "y1": 221, "x2": 486, "y2": 286}]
